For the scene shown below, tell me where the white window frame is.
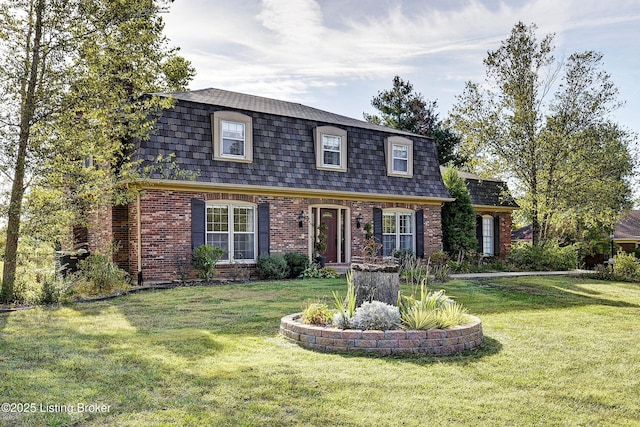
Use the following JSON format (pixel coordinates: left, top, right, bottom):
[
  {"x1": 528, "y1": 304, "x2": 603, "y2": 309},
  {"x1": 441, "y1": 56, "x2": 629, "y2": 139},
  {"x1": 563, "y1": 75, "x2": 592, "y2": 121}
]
[
  {"x1": 382, "y1": 210, "x2": 415, "y2": 257},
  {"x1": 385, "y1": 136, "x2": 413, "y2": 178},
  {"x1": 314, "y1": 126, "x2": 347, "y2": 172},
  {"x1": 482, "y1": 215, "x2": 494, "y2": 256},
  {"x1": 211, "y1": 111, "x2": 253, "y2": 163},
  {"x1": 205, "y1": 202, "x2": 257, "y2": 263}
]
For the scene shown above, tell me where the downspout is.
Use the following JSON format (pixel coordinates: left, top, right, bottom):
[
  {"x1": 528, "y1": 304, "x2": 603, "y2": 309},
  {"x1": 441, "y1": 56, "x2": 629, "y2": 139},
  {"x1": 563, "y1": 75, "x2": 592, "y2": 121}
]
[{"x1": 137, "y1": 193, "x2": 143, "y2": 285}]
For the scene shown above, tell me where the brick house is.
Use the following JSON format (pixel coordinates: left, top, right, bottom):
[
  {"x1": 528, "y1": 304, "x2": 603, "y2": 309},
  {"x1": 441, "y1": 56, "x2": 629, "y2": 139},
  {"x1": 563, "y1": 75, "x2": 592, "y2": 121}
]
[
  {"x1": 92, "y1": 88, "x2": 457, "y2": 282},
  {"x1": 447, "y1": 169, "x2": 518, "y2": 258}
]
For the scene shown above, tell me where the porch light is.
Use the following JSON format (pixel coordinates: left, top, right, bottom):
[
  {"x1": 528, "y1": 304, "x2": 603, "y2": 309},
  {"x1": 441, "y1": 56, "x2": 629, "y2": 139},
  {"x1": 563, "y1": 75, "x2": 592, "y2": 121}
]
[
  {"x1": 355, "y1": 212, "x2": 363, "y2": 229},
  {"x1": 297, "y1": 210, "x2": 308, "y2": 228}
]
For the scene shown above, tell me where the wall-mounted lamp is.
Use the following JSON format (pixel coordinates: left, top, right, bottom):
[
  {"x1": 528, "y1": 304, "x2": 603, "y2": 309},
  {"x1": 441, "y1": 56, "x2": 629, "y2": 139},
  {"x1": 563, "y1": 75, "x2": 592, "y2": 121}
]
[
  {"x1": 355, "y1": 212, "x2": 363, "y2": 229},
  {"x1": 297, "y1": 210, "x2": 308, "y2": 228}
]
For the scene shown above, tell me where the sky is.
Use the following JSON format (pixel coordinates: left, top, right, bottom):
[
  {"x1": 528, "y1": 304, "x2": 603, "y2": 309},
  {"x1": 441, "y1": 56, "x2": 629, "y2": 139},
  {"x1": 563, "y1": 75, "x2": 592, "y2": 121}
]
[{"x1": 162, "y1": 0, "x2": 640, "y2": 137}]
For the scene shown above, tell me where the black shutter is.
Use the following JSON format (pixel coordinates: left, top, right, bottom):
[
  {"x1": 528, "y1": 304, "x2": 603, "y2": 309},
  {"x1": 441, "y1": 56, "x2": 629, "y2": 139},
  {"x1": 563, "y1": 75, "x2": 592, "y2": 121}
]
[
  {"x1": 415, "y1": 209, "x2": 424, "y2": 258},
  {"x1": 258, "y1": 203, "x2": 270, "y2": 256},
  {"x1": 373, "y1": 207, "x2": 383, "y2": 256},
  {"x1": 476, "y1": 216, "x2": 483, "y2": 253},
  {"x1": 494, "y1": 215, "x2": 500, "y2": 256},
  {"x1": 191, "y1": 198, "x2": 205, "y2": 249}
]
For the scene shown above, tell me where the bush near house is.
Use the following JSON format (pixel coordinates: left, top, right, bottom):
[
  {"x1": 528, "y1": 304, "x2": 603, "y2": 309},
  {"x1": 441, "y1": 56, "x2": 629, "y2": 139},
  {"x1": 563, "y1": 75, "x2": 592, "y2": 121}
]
[
  {"x1": 192, "y1": 245, "x2": 225, "y2": 281},
  {"x1": 613, "y1": 252, "x2": 640, "y2": 282},
  {"x1": 507, "y1": 242, "x2": 578, "y2": 271},
  {"x1": 283, "y1": 252, "x2": 310, "y2": 278},
  {"x1": 256, "y1": 254, "x2": 290, "y2": 280}
]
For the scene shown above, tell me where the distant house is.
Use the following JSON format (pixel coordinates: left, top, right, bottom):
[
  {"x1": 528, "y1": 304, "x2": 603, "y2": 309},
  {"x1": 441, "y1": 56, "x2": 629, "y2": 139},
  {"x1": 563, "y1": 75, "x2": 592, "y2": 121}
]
[
  {"x1": 613, "y1": 210, "x2": 640, "y2": 253},
  {"x1": 442, "y1": 168, "x2": 519, "y2": 258},
  {"x1": 84, "y1": 88, "x2": 454, "y2": 282}
]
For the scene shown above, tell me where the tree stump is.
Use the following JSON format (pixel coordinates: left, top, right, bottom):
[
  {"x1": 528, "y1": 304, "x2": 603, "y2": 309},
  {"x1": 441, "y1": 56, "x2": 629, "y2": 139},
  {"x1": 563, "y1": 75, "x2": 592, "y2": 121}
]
[{"x1": 351, "y1": 263, "x2": 400, "y2": 307}]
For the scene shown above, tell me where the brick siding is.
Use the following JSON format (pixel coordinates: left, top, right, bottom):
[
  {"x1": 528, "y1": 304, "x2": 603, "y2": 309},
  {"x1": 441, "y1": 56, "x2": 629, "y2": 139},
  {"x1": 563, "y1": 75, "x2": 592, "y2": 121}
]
[{"x1": 114, "y1": 189, "x2": 444, "y2": 282}]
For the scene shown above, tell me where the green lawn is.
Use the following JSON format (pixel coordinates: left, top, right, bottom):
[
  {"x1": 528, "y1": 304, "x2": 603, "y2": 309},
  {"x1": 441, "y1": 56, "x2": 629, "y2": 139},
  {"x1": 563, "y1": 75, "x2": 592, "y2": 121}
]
[{"x1": 1, "y1": 277, "x2": 639, "y2": 426}]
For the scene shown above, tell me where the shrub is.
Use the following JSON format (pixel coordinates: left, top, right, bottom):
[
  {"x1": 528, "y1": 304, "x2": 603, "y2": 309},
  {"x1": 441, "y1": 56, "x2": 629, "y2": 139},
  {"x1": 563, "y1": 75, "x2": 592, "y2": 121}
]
[
  {"x1": 399, "y1": 284, "x2": 469, "y2": 330},
  {"x1": 70, "y1": 253, "x2": 130, "y2": 297},
  {"x1": 332, "y1": 270, "x2": 356, "y2": 329},
  {"x1": 39, "y1": 274, "x2": 66, "y2": 304},
  {"x1": 300, "y1": 266, "x2": 340, "y2": 279},
  {"x1": 301, "y1": 302, "x2": 334, "y2": 325},
  {"x1": 432, "y1": 264, "x2": 451, "y2": 283},
  {"x1": 507, "y1": 242, "x2": 577, "y2": 271},
  {"x1": 192, "y1": 245, "x2": 225, "y2": 281},
  {"x1": 349, "y1": 301, "x2": 401, "y2": 330},
  {"x1": 284, "y1": 252, "x2": 310, "y2": 278},
  {"x1": 614, "y1": 252, "x2": 640, "y2": 282},
  {"x1": 256, "y1": 254, "x2": 290, "y2": 280}
]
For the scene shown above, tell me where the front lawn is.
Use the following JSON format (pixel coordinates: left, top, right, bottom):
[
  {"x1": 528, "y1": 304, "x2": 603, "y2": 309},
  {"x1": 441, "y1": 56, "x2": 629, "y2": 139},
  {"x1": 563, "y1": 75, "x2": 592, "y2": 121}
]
[{"x1": 1, "y1": 277, "x2": 639, "y2": 426}]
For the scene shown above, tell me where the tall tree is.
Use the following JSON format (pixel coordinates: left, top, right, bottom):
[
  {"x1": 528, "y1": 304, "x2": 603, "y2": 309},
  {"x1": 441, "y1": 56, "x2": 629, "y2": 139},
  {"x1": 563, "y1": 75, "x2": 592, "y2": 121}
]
[
  {"x1": 449, "y1": 22, "x2": 636, "y2": 246},
  {"x1": 0, "y1": 0, "x2": 194, "y2": 301},
  {"x1": 364, "y1": 75, "x2": 466, "y2": 166},
  {"x1": 441, "y1": 166, "x2": 477, "y2": 257}
]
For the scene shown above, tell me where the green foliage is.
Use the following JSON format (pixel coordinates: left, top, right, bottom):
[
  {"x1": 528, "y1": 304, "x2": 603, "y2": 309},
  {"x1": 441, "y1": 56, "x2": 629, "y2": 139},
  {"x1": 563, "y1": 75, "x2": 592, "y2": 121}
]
[
  {"x1": 507, "y1": 242, "x2": 577, "y2": 271},
  {"x1": 301, "y1": 302, "x2": 334, "y2": 326},
  {"x1": 256, "y1": 254, "x2": 290, "y2": 280},
  {"x1": 70, "y1": 253, "x2": 130, "y2": 297},
  {"x1": 613, "y1": 252, "x2": 640, "y2": 282},
  {"x1": 300, "y1": 266, "x2": 340, "y2": 279},
  {"x1": 399, "y1": 284, "x2": 469, "y2": 330},
  {"x1": 192, "y1": 245, "x2": 225, "y2": 281},
  {"x1": 349, "y1": 301, "x2": 401, "y2": 330},
  {"x1": 364, "y1": 76, "x2": 466, "y2": 166},
  {"x1": 441, "y1": 166, "x2": 478, "y2": 256},
  {"x1": 0, "y1": 0, "x2": 194, "y2": 301},
  {"x1": 283, "y1": 252, "x2": 310, "y2": 279},
  {"x1": 449, "y1": 22, "x2": 636, "y2": 247},
  {"x1": 332, "y1": 270, "x2": 356, "y2": 329},
  {"x1": 314, "y1": 221, "x2": 328, "y2": 256}
]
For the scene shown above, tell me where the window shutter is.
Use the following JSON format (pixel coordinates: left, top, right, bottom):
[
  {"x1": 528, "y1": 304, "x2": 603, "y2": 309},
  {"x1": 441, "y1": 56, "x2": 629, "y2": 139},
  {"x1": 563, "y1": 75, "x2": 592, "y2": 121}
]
[
  {"x1": 191, "y1": 199, "x2": 205, "y2": 249},
  {"x1": 494, "y1": 215, "x2": 500, "y2": 256},
  {"x1": 373, "y1": 207, "x2": 383, "y2": 256},
  {"x1": 476, "y1": 216, "x2": 482, "y2": 253},
  {"x1": 415, "y1": 209, "x2": 424, "y2": 258},
  {"x1": 258, "y1": 203, "x2": 270, "y2": 256}
]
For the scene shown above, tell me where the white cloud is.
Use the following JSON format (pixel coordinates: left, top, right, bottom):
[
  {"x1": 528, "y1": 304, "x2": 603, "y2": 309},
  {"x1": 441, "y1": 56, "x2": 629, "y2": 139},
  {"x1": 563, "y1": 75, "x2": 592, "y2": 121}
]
[{"x1": 162, "y1": 0, "x2": 640, "y2": 128}]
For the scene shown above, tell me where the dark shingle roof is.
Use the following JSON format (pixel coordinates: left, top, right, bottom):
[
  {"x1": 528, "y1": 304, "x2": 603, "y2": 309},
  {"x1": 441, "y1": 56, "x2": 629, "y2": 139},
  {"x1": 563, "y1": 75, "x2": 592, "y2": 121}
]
[
  {"x1": 139, "y1": 89, "x2": 452, "y2": 200},
  {"x1": 440, "y1": 167, "x2": 519, "y2": 208},
  {"x1": 614, "y1": 210, "x2": 640, "y2": 239},
  {"x1": 155, "y1": 88, "x2": 418, "y2": 137}
]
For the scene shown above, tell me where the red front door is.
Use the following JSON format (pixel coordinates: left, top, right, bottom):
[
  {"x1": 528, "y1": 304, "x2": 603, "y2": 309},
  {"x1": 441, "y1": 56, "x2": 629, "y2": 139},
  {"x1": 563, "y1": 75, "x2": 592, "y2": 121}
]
[{"x1": 320, "y1": 208, "x2": 338, "y2": 263}]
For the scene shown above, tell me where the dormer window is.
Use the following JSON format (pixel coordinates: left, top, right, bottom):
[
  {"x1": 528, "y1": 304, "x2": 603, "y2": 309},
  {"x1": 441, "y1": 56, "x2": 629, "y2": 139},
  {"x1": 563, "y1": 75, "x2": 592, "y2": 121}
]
[
  {"x1": 314, "y1": 126, "x2": 347, "y2": 172},
  {"x1": 211, "y1": 111, "x2": 253, "y2": 163},
  {"x1": 385, "y1": 136, "x2": 413, "y2": 178},
  {"x1": 221, "y1": 120, "x2": 245, "y2": 157}
]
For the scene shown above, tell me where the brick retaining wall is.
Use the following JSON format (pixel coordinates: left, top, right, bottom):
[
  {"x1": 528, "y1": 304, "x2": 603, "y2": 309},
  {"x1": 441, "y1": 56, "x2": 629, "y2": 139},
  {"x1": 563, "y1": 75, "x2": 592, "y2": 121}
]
[{"x1": 280, "y1": 313, "x2": 483, "y2": 356}]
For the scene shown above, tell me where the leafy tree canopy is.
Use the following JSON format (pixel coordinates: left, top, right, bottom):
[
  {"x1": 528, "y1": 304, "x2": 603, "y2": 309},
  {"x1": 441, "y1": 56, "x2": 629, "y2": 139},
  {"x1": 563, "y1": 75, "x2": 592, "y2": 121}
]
[
  {"x1": 449, "y1": 22, "x2": 637, "y2": 246},
  {"x1": 364, "y1": 75, "x2": 467, "y2": 166},
  {"x1": 0, "y1": 0, "x2": 194, "y2": 300}
]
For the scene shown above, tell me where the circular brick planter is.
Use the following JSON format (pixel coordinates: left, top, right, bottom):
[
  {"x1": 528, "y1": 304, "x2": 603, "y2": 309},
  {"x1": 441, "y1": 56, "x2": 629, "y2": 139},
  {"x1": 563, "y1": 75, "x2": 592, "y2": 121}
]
[{"x1": 280, "y1": 313, "x2": 483, "y2": 356}]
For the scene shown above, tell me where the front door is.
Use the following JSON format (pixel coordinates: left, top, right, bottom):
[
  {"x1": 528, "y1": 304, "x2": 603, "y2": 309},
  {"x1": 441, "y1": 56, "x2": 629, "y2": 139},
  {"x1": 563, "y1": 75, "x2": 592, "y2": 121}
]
[{"x1": 320, "y1": 208, "x2": 338, "y2": 263}]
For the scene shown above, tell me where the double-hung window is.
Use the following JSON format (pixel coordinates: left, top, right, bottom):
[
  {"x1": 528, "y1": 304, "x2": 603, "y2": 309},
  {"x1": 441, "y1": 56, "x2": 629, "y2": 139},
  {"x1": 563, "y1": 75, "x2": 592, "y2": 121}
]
[
  {"x1": 206, "y1": 203, "x2": 256, "y2": 262},
  {"x1": 212, "y1": 111, "x2": 253, "y2": 163},
  {"x1": 392, "y1": 144, "x2": 408, "y2": 173},
  {"x1": 314, "y1": 126, "x2": 347, "y2": 172},
  {"x1": 221, "y1": 120, "x2": 245, "y2": 157},
  {"x1": 322, "y1": 134, "x2": 342, "y2": 167},
  {"x1": 482, "y1": 215, "x2": 494, "y2": 256},
  {"x1": 385, "y1": 136, "x2": 413, "y2": 177},
  {"x1": 382, "y1": 211, "x2": 414, "y2": 256}
]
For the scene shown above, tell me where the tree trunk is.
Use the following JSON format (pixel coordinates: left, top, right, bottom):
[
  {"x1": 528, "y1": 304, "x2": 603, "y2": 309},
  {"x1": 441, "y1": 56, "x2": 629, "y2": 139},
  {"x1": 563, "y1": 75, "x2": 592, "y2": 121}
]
[{"x1": 1, "y1": 0, "x2": 46, "y2": 302}]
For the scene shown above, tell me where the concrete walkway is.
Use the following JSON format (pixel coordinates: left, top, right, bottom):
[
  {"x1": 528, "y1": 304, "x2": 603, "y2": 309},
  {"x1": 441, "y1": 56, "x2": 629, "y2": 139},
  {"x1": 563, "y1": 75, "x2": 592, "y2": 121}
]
[{"x1": 450, "y1": 269, "x2": 591, "y2": 280}]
